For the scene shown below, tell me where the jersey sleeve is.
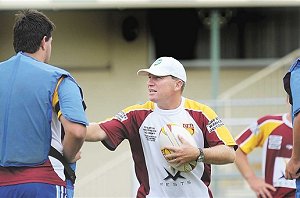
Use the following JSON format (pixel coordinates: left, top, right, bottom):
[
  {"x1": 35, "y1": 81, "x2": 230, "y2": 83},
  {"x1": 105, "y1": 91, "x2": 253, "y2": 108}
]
[
  {"x1": 100, "y1": 103, "x2": 153, "y2": 151},
  {"x1": 56, "y1": 77, "x2": 88, "y2": 126},
  {"x1": 184, "y1": 99, "x2": 237, "y2": 149},
  {"x1": 100, "y1": 118, "x2": 127, "y2": 150},
  {"x1": 200, "y1": 105, "x2": 237, "y2": 149},
  {"x1": 235, "y1": 120, "x2": 263, "y2": 154},
  {"x1": 235, "y1": 115, "x2": 282, "y2": 154},
  {"x1": 100, "y1": 108, "x2": 139, "y2": 150}
]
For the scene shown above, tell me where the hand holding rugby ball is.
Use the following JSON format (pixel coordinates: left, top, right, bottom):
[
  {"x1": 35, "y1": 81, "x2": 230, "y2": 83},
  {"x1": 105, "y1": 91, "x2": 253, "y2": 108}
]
[{"x1": 159, "y1": 123, "x2": 197, "y2": 172}]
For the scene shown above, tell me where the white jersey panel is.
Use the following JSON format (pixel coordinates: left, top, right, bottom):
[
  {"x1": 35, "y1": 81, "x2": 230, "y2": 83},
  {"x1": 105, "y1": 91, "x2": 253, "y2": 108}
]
[
  {"x1": 50, "y1": 111, "x2": 65, "y2": 181},
  {"x1": 139, "y1": 101, "x2": 209, "y2": 198}
]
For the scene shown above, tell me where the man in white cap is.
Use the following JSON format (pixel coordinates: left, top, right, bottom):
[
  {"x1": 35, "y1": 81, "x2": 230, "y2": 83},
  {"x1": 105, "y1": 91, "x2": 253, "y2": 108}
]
[{"x1": 86, "y1": 57, "x2": 237, "y2": 198}]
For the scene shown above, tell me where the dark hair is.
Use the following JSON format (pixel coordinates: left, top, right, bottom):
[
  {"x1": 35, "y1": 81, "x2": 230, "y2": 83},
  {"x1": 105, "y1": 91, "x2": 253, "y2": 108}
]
[{"x1": 13, "y1": 9, "x2": 55, "y2": 53}]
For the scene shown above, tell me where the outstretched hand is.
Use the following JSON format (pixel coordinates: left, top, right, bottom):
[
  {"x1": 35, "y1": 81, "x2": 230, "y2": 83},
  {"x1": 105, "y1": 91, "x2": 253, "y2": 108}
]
[
  {"x1": 247, "y1": 176, "x2": 276, "y2": 198},
  {"x1": 163, "y1": 135, "x2": 199, "y2": 166}
]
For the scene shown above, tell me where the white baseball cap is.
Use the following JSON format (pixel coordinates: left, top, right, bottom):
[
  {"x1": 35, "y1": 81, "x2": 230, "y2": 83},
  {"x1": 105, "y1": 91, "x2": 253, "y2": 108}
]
[{"x1": 137, "y1": 57, "x2": 187, "y2": 83}]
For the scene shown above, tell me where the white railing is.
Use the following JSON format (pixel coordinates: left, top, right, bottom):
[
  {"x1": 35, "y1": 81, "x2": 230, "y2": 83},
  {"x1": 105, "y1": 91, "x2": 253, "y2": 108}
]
[
  {"x1": 218, "y1": 49, "x2": 300, "y2": 129},
  {"x1": 211, "y1": 49, "x2": 300, "y2": 198}
]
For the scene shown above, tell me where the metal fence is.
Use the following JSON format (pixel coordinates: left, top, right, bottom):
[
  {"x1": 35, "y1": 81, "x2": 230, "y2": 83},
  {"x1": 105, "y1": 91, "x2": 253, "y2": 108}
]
[{"x1": 209, "y1": 49, "x2": 300, "y2": 197}]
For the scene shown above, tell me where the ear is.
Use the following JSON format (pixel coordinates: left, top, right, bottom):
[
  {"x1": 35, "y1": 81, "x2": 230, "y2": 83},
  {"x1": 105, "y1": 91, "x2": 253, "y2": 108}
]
[
  {"x1": 175, "y1": 80, "x2": 183, "y2": 91},
  {"x1": 40, "y1": 36, "x2": 47, "y2": 50}
]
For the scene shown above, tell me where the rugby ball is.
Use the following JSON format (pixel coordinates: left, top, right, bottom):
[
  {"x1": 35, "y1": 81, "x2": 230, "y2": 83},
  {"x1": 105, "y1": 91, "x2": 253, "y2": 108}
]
[{"x1": 159, "y1": 123, "x2": 197, "y2": 172}]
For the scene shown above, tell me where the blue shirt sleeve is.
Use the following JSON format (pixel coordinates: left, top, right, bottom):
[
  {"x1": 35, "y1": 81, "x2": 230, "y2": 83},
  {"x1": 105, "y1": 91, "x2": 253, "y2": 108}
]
[
  {"x1": 291, "y1": 68, "x2": 300, "y2": 120},
  {"x1": 58, "y1": 77, "x2": 88, "y2": 126}
]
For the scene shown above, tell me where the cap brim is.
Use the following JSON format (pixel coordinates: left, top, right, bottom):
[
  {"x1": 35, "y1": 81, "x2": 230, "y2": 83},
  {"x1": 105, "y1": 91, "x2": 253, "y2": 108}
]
[
  {"x1": 137, "y1": 69, "x2": 150, "y2": 76},
  {"x1": 137, "y1": 68, "x2": 169, "y2": 77}
]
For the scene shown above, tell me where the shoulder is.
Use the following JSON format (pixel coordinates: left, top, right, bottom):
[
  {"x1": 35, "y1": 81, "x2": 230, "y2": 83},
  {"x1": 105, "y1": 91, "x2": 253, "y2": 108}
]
[
  {"x1": 290, "y1": 58, "x2": 300, "y2": 72},
  {"x1": 183, "y1": 98, "x2": 207, "y2": 111},
  {"x1": 58, "y1": 77, "x2": 79, "y2": 90},
  {"x1": 122, "y1": 101, "x2": 155, "y2": 114},
  {"x1": 109, "y1": 101, "x2": 154, "y2": 123},
  {"x1": 257, "y1": 114, "x2": 283, "y2": 125},
  {"x1": 183, "y1": 98, "x2": 216, "y2": 117}
]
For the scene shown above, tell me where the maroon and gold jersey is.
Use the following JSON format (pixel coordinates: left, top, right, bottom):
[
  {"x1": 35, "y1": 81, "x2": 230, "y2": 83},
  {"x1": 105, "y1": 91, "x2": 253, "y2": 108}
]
[
  {"x1": 235, "y1": 113, "x2": 295, "y2": 197},
  {"x1": 100, "y1": 97, "x2": 237, "y2": 198}
]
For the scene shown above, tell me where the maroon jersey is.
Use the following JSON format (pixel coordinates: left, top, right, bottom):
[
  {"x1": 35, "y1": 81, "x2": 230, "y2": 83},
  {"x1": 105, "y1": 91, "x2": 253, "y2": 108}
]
[
  {"x1": 100, "y1": 97, "x2": 237, "y2": 197},
  {"x1": 236, "y1": 113, "x2": 295, "y2": 197}
]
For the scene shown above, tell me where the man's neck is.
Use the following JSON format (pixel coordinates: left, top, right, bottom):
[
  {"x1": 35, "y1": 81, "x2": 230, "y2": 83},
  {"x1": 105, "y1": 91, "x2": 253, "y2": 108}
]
[
  {"x1": 157, "y1": 96, "x2": 182, "y2": 110},
  {"x1": 24, "y1": 51, "x2": 44, "y2": 63}
]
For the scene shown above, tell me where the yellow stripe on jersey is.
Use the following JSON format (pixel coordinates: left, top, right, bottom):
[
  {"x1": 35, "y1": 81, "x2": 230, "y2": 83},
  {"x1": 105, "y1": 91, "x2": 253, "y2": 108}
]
[
  {"x1": 240, "y1": 120, "x2": 282, "y2": 154},
  {"x1": 52, "y1": 77, "x2": 64, "y2": 118},
  {"x1": 184, "y1": 98, "x2": 236, "y2": 147},
  {"x1": 259, "y1": 120, "x2": 282, "y2": 145},
  {"x1": 122, "y1": 101, "x2": 155, "y2": 113},
  {"x1": 100, "y1": 101, "x2": 155, "y2": 123}
]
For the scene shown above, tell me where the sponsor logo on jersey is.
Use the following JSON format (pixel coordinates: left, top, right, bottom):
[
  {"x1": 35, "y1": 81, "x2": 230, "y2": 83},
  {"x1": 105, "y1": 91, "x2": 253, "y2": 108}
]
[
  {"x1": 114, "y1": 111, "x2": 128, "y2": 122},
  {"x1": 268, "y1": 135, "x2": 282, "y2": 150},
  {"x1": 182, "y1": 123, "x2": 195, "y2": 135},
  {"x1": 161, "y1": 168, "x2": 192, "y2": 187},
  {"x1": 206, "y1": 117, "x2": 224, "y2": 133},
  {"x1": 163, "y1": 168, "x2": 185, "y2": 181},
  {"x1": 273, "y1": 157, "x2": 296, "y2": 188},
  {"x1": 142, "y1": 125, "x2": 157, "y2": 142}
]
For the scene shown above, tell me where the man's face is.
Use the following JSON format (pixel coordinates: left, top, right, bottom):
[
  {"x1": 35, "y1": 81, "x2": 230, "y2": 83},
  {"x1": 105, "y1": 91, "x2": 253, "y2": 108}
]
[{"x1": 147, "y1": 74, "x2": 180, "y2": 107}]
